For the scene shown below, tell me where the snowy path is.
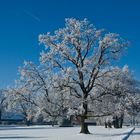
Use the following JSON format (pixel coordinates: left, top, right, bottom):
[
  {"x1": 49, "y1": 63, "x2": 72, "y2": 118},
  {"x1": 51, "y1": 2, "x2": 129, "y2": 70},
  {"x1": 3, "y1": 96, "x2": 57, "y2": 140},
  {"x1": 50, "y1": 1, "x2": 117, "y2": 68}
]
[
  {"x1": 128, "y1": 126, "x2": 140, "y2": 140},
  {"x1": 0, "y1": 125, "x2": 134, "y2": 140}
]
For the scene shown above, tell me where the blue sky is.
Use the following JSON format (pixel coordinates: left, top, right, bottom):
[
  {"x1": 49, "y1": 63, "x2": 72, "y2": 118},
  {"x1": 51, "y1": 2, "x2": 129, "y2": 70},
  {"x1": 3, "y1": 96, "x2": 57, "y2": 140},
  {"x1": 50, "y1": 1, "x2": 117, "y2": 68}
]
[{"x1": 0, "y1": 0, "x2": 140, "y2": 88}]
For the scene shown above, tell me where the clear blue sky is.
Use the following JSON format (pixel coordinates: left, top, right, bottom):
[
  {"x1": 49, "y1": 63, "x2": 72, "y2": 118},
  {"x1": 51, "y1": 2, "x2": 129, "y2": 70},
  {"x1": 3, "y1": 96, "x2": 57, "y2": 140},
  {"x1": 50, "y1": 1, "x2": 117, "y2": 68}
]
[{"x1": 0, "y1": 0, "x2": 140, "y2": 88}]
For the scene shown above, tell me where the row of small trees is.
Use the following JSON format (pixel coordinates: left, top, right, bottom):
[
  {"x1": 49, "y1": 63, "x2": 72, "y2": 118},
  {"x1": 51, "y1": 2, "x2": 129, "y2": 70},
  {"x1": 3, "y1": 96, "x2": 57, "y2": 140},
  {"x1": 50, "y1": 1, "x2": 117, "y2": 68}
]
[{"x1": 0, "y1": 18, "x2": 140, "y2": 134}]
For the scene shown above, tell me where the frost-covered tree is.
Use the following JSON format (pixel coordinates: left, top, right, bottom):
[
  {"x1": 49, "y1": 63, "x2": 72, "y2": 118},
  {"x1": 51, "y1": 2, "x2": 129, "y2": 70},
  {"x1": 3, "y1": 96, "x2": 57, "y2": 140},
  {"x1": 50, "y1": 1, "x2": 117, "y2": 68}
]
[
  {"x1": 39, "y1": 18, "x2": 129, "y2": 133},
  {"x1": 16, "y1": 61, "x2": 70, "y2": 125},
  {"x1": 92, "y1": 66, "x2": 140, "y2": 128},
  {"x1": 0, "y1": 89, "x2": 9, "y2": 122},
  {"x1": 126, "y1": 91, "x2": 140, "y2": 125},
  {"x1": 8, "y1": 87, "x2": 38, "y2": 126}
]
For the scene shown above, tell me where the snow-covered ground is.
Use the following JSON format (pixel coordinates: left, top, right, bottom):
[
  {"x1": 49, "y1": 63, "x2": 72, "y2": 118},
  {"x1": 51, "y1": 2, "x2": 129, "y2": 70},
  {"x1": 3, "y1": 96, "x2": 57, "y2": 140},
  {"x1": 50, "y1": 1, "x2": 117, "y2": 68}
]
[
  {"x1": 0, "y1": 125, "x2": 136, "y2": 140},
  {"x1": 128, "y1": 126, "x2": 140, "y2": 140}
]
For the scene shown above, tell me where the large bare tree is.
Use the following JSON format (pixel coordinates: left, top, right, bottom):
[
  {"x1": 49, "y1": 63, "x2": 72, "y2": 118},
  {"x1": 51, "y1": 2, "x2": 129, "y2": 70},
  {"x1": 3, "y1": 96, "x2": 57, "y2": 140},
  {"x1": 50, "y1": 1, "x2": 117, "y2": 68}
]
[
  {"x1": 39, "y1": 18, "x2": 128, "y2": 133},
  {"x1": 39, "y1": 18, "x2": 129, "y2": 133}
]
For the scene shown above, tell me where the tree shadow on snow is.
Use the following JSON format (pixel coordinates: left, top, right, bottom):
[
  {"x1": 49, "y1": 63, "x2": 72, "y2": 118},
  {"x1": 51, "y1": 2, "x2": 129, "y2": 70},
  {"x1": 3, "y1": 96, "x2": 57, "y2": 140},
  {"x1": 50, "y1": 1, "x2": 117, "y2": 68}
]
[
  {"x1": 92, "y1": 132, "x2": 128, "y2": 137},
  {"x1": 131, "y1": 132, "x2": 140, "y2": 136}
]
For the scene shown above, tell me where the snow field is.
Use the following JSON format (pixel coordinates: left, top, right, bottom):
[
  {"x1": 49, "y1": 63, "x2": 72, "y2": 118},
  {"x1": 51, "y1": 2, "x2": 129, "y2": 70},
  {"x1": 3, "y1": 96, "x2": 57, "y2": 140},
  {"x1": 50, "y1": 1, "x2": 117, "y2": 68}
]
[
  {"x1": 128, "y1": 127, "x2": 140, "y2": 140},
  {"x1": 0, "y1": 125, "x2": 135, "y2": 140}
]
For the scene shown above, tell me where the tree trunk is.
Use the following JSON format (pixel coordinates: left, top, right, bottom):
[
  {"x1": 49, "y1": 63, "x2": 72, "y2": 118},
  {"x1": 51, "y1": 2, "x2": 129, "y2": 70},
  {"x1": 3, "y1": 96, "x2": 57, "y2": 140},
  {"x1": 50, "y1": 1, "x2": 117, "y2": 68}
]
[
  {"x1": 80, "y1": 116, "x2": 90, "y2": 134},
  {"x1": 132, "y1": 116, "x2": 135, "y2": 126},
  {"x1": 113, "y1": 116, "x2": 119, "y2": 128},
  {"x1": 80, "y1": 99, "x2": 90, "y2": 134},
  {"x1": 25, "y1": 117, "x2": 30, "y2": 126},
  {"x1": 0, "y1": 110, "x2": 2, "y2": 124},
  {"x1": 119, "y1": 114, "x2": 124, "y2": 128}
]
